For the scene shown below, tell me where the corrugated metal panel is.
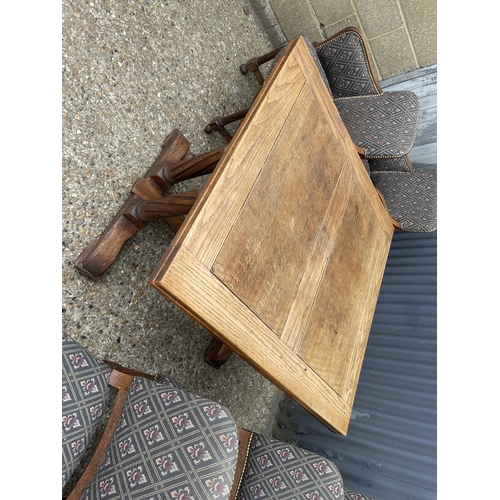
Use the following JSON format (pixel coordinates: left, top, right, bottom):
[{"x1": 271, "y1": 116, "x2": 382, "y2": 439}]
[
  {"x1": 272, "y1": 67, "x2": 437, "y2": 500},
  {"x1": 273, "y1": 232, "x2": 437, "y2": 500}
]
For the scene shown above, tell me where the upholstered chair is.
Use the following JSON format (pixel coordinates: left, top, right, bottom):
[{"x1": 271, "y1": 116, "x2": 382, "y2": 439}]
[
  {"x1": 62, "y1": 332, "x2": 238, "y2": 500},
  {"x1": 207, "y1": 29, "x2": 420, "y2": 163},
  {"x1": 62, "y1": 333, "x2": 378, "y2": 499},
  {"x1": 371, "y1": 169, "x2": 437, "y2": 233}
]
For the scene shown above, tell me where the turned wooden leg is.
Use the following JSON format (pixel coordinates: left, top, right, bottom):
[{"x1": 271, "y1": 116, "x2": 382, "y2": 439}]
[
  {"x1": 240, "y1": 59, "x2": 265, "y2": 85},
  {"x1": 126, "y1": 190, "x2": 200, "y2": 226},
  {"x1": 205, "y1": 338, "x2": 234, "y2": 369},
  {"x1": 239, "y1": 45, "x2": 284, "y2": 85},
  {"x1": 157, "y1": 148, "x2": 224, "y2": 189},
  {"x1": 75, "y1": 129, "x2": 223, "y2": 280},
  {"x1": 204, "y1": 108, "x2": 250, "y2": 143}
]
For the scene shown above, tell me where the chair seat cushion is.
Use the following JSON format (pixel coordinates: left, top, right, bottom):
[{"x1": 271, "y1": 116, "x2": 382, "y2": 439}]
[
  {"x1": 371, "y1": 169, "x2": 437, "y2": 232},
  {"x1": 236, "y1": 433, "x2": 344, "y2": 499},
  {"x1": 62, "y1": 333, "x2": 111, "y2": 487},
  {"x1": 368, "y1": 155, "x2": 414, "y2": 172},
  {"x1": 335, "y1": 91, "x2": 420, "y2": 159},
  {"x1": 344, "y1": 489, "x2": 377, "y2": 500},
  {"x1": 80, "y1": 376, "x2": 239, "y2": 500}
]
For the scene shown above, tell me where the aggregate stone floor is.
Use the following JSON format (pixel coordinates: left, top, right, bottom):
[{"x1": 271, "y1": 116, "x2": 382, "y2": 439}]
[{"x1": 62, "y1": 0, "x2": 285, "y2": 438}]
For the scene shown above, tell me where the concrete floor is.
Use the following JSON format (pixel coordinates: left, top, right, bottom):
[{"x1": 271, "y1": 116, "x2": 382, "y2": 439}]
[{"x1": 62, "y1": 0, "x2": 286, "y2": 438}]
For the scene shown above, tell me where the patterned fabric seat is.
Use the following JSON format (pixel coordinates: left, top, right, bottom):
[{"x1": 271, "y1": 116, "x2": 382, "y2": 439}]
[
  {"x1": 62, "y1": 332, "x2": 112, "y2": 487},
  {"x1": 62, "y1": 334, "x2": 238, "y2": 500},
  {"x1": 235, "y1": 433, "x2": 376, "y2": 500},
  {"x1": 230, "y1": 28, "x2": 420, "y2": 162},
  {"x1": 333, "y1": 92, "x2": 420, "y2": 159},
  {"x1": 314, "y1": 28, "x2": 420, "y2": 160},
  {"x1": 63, "y1": 334, "x2": 379, "y2": 500},
  {"x1": 371, "y1": 169, "x2": 437, "y2": 233},
  {"x1": 80, "y1": 376, "x2": 239, "y2": 500}
]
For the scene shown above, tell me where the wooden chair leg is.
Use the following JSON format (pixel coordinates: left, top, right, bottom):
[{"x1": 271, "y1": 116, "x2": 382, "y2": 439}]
[
  {"x1": 75, "y1": 129, "x2": 223, "y2": 280},
  {"x1": 239, "y1": 45, "x2": 284, "y2": 85},
  {"x1": 205, "y1": 338, "x2": 234, "y2": 368},
  {"x1": 204, "y1": 108, "x2": 250, "y2": 143}
]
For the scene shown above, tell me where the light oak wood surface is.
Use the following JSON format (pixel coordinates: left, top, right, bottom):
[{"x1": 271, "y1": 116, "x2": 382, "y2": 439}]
[{"x1": 149, "y1": 36, "x2": 395, "y2": 435}]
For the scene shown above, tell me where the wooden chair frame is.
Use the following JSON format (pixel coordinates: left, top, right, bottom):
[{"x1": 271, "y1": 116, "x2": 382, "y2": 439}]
[
  {"x1": 64, "y1": 360, "x2": 252, "y2": 500},
  {"x1": 239, "y1": 27, "x2": 382, "y2": 94},
  {"x1": 205, "y1": 27, "x2": 405, "y2": 159}
]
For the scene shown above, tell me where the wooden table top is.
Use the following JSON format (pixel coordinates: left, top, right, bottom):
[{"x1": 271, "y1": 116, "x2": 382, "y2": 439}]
[{"x1": 149, "y1": 36, "x2": 395, "y2": 435}]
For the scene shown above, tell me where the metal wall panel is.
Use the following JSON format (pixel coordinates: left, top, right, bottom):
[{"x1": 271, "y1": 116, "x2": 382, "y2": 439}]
[
  {"x1": 272, "y1": 65, "x2": 437, "y2": 500},
  {"x1": 273, "y1": 231, "x2": 437, "y2": 500}
]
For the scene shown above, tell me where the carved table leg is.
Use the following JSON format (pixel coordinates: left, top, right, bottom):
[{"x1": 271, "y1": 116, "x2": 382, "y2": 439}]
[
  {"x1": 204, "y1": 338, "x2": 234, "y2": 369},
  {"x1": 127, "y1": 190, "x2": 200, "y2": 226},
  {"x1": 75, "y1": 129, "x2": 224, "y2": 280}
]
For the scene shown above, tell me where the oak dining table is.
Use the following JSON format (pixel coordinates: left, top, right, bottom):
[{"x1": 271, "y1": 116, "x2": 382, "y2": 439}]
[{"x1": 148, "y1": 35, "x2": 397, "y2": 435}]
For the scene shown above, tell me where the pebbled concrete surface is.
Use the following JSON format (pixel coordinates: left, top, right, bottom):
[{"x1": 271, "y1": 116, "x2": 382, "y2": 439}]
[{"x1": 62, "y1": 0, "x2": 286, "y2": 451}]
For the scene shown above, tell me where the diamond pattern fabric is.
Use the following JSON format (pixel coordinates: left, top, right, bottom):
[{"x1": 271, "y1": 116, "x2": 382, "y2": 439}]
[
  {"x1": 368, "y1": 155, "x2": 414, "y2": 172},
  {"x1": 80, "y1": 375, "x2": 239, "y2": 500},
  {"x1": 62, "y1": 332, "x2": 111, "y2": 487},
  {"x1": 334, "y1": 92, "x2": 420, "y2": 159},
  {"x1": 241, "y1": 30, "x2": 421, "y2": 161},
  {"x1": 371, "y1": 169, "x2": 437, "y2": 232},
  {"x1": 315, "y1": 30, "x2": 380, "y2": 99},
  {"x1": 236, "y1": 433, "x2": 344, "y2": 500},
  {"x1": 313, "y1": 28, "x2": 420, "y2": 159}
]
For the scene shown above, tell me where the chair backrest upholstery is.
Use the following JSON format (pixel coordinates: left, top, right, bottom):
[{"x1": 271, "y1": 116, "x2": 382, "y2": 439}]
[
  {"x1": 62, "y1": 332, "x2": 111, "y2": 487},
  {"x1": 62, "y1": 334, "x2": 239, "y2": 500},
  {"x1": 371, "y1": 170, "x2": 437, "y2": 232},
  {"x1": 79, "y1": 375, "x2": 239, "y2": 499},
  {"x1": 315, "y1": 28, "x2": 382, "y2": 99}
]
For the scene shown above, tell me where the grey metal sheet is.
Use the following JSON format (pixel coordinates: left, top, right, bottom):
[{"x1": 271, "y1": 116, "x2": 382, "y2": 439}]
[{"x1": 273, "y1": 231, "x2": 437, "y2": 500}]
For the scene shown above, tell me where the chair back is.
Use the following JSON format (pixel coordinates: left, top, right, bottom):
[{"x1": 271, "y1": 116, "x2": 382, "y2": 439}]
[
  {"x1": 371, "y1": 170, "x2": 437, "y2": 232},
  {"x1": 62, "y1": 333, "x2": 111, "y2": 487},
  {"x1": 315, "y1": 27, "x2": 382, "y2": 98}
]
